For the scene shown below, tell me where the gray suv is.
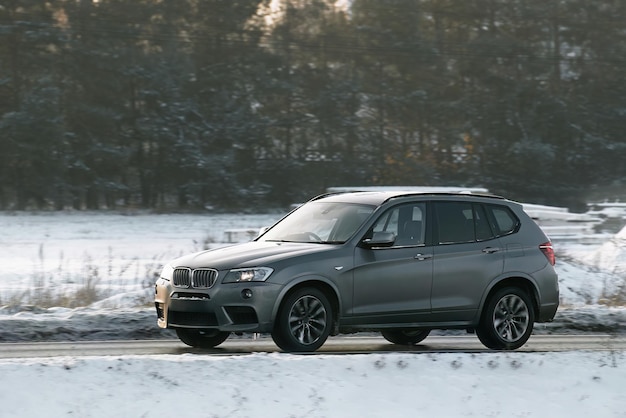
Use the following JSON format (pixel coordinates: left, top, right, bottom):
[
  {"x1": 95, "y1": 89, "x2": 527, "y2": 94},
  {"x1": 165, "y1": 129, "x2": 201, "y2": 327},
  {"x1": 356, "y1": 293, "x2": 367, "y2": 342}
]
[{"x1": 155, "y1": 191, "x2": 559, "y2": 352}]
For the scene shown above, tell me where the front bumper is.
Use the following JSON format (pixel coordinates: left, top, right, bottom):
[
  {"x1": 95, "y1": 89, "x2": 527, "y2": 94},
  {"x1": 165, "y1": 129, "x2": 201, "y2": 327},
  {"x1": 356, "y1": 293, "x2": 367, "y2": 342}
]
[{"x1": 154, "y1": 278, "x2": 283, "y2": 333}]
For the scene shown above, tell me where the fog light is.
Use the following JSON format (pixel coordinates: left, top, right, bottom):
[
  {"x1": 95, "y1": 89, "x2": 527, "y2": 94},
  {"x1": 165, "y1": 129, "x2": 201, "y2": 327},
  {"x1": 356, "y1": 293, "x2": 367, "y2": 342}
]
[{"x1": 241, "y1": 289, "x2": 253, "y2": 299}]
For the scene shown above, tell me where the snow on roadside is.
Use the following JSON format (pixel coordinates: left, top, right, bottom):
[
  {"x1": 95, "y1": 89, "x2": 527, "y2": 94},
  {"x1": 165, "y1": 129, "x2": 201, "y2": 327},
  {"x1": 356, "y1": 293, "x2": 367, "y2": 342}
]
[{"x1": 0, "y1": 351, "x2": 624, "y2": 418}]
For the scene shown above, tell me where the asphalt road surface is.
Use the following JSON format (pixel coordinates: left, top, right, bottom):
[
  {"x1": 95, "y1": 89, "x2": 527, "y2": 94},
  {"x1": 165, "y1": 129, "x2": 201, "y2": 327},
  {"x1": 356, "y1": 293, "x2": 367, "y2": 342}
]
[{"x1": 0, "y1": 334, "x2": 625, "y2": 358}]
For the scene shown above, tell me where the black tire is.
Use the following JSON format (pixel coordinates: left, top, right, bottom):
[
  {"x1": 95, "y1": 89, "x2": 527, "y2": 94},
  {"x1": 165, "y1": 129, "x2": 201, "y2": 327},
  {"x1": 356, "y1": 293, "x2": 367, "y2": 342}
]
[
  {"x1": 381, "y1": 329, "x2": 431, "y2": 345},
  {"x1": 272, "y1": 287, "x2": 333, "y2": 352},
  {"x1": 175, "y1": 328, "x2": 230, "y2": 348},
  {"x1": 476, "y1": 286, "x2": 535, "y2": 350}
]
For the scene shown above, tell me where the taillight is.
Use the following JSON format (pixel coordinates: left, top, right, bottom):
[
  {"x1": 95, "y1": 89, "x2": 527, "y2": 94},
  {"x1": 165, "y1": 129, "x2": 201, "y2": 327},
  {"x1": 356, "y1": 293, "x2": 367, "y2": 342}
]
[{"x1": 539, "y1": 242, "x2": 555, "y2": 266}]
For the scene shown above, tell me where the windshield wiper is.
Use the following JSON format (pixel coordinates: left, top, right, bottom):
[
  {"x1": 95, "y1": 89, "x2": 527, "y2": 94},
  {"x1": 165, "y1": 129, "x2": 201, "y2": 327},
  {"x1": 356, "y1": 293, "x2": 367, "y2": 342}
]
[{"x1": 264, "y1": 239, "x2": 343, "y2": 244}]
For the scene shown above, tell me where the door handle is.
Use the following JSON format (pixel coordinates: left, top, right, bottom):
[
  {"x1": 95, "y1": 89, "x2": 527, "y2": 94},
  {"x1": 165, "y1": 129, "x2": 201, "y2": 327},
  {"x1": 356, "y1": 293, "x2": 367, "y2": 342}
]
[
  {"x1": 414, "y1": 253, "x2": 433, "y2": 261},
  {"x1": 482, "y1": 247, "x2": 501, "y2": 254}
]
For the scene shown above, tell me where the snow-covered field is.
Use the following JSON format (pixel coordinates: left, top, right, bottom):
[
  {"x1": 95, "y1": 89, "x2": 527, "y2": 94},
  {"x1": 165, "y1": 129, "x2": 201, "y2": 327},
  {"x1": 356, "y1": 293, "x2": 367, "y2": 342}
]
[
  {"x1": 0, "y1": 211, "x2": 281, "y2": 308},
  {"x1": 0, "y1": 211, "x2": 625, "y2": 417}
]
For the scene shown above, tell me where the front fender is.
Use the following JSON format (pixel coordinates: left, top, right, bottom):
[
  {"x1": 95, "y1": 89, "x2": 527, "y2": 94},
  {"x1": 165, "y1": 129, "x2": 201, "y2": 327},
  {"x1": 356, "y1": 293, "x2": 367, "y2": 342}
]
[{"x1": 270, "y1": 274, "x2": 342, "y2": 325}]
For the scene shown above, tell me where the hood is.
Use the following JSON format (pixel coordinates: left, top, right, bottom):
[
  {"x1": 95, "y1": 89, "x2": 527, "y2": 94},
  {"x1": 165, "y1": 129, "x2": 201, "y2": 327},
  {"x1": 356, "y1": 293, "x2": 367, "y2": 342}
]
[{"x1": 170, "y1": 241, "x2": 339, "y2": 270}]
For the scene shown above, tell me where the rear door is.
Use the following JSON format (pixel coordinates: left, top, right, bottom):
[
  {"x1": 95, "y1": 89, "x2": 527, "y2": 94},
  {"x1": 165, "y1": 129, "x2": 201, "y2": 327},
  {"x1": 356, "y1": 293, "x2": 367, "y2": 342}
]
[{"x1": 430, "y1": 201, "x2": 504, "y2": 322}]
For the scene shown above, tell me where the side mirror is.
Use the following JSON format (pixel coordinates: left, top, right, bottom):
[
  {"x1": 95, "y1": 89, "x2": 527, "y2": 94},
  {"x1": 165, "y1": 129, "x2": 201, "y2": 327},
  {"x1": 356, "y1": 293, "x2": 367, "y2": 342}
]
[{"x1": 362, "y1": 231, "x2": 396, "y2": 248}]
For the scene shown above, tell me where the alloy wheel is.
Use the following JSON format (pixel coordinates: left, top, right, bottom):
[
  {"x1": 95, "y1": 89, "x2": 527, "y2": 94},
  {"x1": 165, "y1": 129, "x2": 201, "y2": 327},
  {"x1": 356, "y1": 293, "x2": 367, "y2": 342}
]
[
  {"x1": 288, "y1": 295, "x2": 328, "y2": 345},
  {"x1": 492, "y1": 294, "x2": 530, "y2": 343}
]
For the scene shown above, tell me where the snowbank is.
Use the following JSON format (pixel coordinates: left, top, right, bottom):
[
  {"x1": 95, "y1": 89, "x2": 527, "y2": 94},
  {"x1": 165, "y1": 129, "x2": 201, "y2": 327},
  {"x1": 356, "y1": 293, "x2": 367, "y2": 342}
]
[{"x1": 583, "y1": 225, "x2": 626, "y2": 275}]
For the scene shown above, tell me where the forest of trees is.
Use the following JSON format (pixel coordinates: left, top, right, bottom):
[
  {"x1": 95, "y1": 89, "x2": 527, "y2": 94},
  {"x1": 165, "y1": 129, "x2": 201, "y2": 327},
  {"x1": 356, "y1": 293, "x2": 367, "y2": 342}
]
[{"x1": 1, "y1": 0, "x2": 625, "y2": 211}]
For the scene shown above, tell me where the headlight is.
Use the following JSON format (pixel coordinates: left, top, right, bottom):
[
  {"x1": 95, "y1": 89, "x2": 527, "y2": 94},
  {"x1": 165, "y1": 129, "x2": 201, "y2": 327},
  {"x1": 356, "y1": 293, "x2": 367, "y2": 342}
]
[
  {"x1": 160, "y1": 264, "x2": 174, "y2": 282},
  {"x1": 222, "y1": 267, "x2": 273, "y2": 283}
]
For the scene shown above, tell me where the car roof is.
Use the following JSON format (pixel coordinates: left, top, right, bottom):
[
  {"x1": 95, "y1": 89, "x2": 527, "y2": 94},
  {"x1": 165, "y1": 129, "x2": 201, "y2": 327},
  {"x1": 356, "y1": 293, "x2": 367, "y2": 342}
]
[{"x1": 312, "y1": 190, "x2": 506, "y2": 206}]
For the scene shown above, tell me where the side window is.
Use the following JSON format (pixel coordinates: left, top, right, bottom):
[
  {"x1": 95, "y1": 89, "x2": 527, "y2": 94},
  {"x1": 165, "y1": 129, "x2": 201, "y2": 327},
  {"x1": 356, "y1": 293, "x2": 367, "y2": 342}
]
[
  {"x1": 435, "y1": 201, "x2": 475, "y2": 244},
  {"x1": 372, "y1": 203, "x2": 426, "y2": 246},
  {"x1": 372, "y1": 208, "x2": 399, "y2": 235},
  {"x1": 474, "y1": 204, "x2": 495, "y2": 241},
  {"x1": 435, "y1": 202, "x2": 500, "y2": 244},
  {"x1": 486, "y1": 205, "x2": 520, "y2": 237}
]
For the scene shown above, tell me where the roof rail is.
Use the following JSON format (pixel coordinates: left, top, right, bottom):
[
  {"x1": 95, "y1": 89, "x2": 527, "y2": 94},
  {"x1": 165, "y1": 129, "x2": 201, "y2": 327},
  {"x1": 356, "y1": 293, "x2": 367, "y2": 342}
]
[{"x1": 381, "y1": 191, "x2": 506, "y2": 203}]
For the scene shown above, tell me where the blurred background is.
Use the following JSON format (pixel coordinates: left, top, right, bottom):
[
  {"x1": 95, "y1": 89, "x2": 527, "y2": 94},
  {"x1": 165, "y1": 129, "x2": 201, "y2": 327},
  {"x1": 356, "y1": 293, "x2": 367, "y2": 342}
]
[{"x1": 1, "y1": 0, "x2": 625, "y2": 212}]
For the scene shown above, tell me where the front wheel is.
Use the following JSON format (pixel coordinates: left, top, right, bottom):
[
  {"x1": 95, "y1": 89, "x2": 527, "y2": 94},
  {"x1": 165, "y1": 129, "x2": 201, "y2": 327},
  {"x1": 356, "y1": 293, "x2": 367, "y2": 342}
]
[
  {"x1": 175, "y1": 328, "x2": 230, "y2": 348},
  {"x1": 272, "y1": 287, "x2": 333, "y2": 352},
  {"x1": 476, "y1": 287, "x2": 535, "y2": 350},
  {"x1": 381, "y1": 329, "x2": 431, "y2": 345}
]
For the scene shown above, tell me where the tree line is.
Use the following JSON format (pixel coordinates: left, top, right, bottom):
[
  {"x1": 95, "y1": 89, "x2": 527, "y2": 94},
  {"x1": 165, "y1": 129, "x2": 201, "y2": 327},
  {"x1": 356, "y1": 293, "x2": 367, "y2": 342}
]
[{"x1": 1, "y1": 0, "x2": 624, "y2": 211}]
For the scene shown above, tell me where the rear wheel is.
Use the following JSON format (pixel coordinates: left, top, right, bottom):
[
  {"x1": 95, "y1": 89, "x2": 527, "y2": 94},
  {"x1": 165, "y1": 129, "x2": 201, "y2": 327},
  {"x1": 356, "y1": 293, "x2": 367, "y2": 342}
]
[
  {"x1": 175, "y1": 328, "x2": 230, "y2": 348},
  {"x1": 476, "y1": 287, "x2": 535, "y2": 350},
  {"x1": 272, "y1": 287, "x2": 333, "y2": 352},
  {"x1": 381, "y1": 329, "x2": 431, "y2": 345}
]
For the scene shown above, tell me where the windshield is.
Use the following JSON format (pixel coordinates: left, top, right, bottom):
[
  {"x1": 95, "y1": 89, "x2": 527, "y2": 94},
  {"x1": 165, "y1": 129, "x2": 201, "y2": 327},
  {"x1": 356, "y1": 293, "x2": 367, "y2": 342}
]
[{"x1": 260, "y1": 202, "x2": 375, "y2": 244}]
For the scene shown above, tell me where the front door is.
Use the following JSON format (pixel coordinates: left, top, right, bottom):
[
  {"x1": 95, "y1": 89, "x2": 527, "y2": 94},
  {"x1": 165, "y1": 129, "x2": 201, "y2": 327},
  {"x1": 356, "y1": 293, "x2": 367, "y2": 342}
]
[{"x1": 351, "y1": 202, "x2": 433, "y2": 325}]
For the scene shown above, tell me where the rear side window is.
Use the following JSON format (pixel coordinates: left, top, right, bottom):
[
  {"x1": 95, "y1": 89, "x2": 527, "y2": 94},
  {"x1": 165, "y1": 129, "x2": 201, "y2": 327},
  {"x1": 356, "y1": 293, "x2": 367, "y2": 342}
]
[
  {"x1": 474, "y1": 204, "x2": 495, "y2": 241},
  {"x1": 434, "y1": 201, "x2": 497, "y2": 244},
  {"x1": 485, "y1": 204, "x2": 520, "y2": 237},
  {"x1": 434, "y1": 201, "x2": 475, "y2": 244}
]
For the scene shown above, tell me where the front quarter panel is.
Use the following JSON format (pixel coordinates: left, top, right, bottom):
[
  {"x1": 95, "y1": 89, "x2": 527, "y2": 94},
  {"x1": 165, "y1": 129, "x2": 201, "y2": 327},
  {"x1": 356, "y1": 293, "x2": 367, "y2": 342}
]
[{"x1": 267, "y1": 251, "x2": 353, "y2": 321}]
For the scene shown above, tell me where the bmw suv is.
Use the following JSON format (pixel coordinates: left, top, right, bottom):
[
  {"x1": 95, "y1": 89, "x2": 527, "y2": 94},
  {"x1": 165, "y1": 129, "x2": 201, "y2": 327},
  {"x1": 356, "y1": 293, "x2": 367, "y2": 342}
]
[{"x1": 155, "y1": 191, "x2": 559, "y2": 352}]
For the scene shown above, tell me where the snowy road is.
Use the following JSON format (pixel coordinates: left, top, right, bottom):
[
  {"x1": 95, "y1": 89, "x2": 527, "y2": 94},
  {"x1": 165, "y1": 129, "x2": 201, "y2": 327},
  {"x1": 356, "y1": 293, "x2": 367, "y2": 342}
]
[{"x1": 2, "y1": 334, "x2": 625, "y2": 358}]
